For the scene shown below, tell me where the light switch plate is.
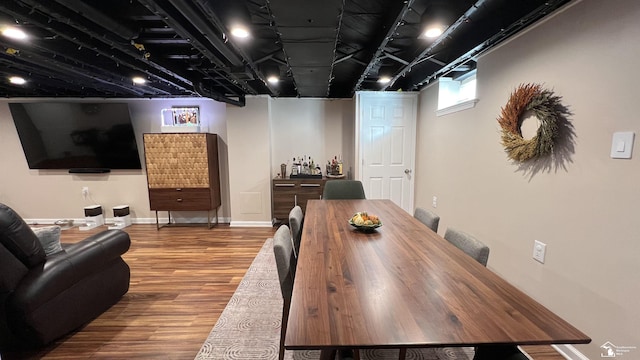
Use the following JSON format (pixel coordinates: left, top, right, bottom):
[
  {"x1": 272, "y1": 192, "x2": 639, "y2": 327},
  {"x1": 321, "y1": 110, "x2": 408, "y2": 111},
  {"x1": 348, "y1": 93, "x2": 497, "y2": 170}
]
[{"x1": 610, "y1": 132, "x2": 635, "y2": 159}]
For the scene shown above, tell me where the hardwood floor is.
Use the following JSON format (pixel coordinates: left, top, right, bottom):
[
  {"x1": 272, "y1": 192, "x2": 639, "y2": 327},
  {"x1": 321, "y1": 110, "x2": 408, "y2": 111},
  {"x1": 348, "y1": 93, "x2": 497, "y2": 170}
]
[
  {"x1": 3, "y1": 224, "x2": 275, "y2": 360},
  {"x1": 2, "y1": 224, "x2": 564, "y2": 360}
]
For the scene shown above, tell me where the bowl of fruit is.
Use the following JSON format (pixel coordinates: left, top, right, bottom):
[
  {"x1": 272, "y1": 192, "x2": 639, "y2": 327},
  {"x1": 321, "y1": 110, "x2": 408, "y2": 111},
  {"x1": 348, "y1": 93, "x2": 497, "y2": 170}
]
[{"x1": 349, "y1": 211, "x2": 382, "y2": 232}]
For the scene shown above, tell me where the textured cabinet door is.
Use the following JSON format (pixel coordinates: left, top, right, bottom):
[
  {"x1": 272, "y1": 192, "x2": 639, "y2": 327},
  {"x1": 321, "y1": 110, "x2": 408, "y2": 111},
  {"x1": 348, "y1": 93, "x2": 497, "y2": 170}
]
[{"x1": 144, "y1": 133, "x2": 221, "y2": 212}]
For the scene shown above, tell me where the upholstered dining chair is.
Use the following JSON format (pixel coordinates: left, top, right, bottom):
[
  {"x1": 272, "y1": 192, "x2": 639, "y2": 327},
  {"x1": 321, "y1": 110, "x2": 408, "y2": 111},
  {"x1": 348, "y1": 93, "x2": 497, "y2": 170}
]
[
  {"x1": 272, "y1": 224, "x2": 296, "y2": 360},
  {"x1": 443, "y1": 227, "x2": 490, "y2": 266},
  {"x1": 442, "y1": 227, "x2": 502, "y2": 360},
  {"x1": 288, "y1": 205, "x2": 303, "y2": 258},
  {"x1": 413, "y1": 207, "x2": 440, "y2": 233},
  {"x1": 322, "y1": 180, "x2": 366, "y2": 200}
]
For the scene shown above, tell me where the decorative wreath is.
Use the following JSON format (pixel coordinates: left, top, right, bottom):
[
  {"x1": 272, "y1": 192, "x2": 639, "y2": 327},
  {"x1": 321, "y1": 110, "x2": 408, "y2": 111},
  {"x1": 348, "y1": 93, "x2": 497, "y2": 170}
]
[{"x1": 497, "y1": 83, "x2": 563, "y2": 162}]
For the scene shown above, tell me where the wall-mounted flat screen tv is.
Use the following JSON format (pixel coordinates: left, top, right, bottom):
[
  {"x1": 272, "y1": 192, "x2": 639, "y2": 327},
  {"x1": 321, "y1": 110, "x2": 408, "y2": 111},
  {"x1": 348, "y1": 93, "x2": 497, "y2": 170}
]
[{"x1": 9, "y1": 102, "x2": 142, "y2": 170}]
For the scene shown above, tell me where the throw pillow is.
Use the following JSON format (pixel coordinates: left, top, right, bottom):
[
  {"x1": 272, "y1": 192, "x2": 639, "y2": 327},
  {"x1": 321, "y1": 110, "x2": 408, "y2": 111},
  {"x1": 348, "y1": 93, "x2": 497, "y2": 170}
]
[{"x1": 33, "y1": 226, "x2": 63, "y2": 256}]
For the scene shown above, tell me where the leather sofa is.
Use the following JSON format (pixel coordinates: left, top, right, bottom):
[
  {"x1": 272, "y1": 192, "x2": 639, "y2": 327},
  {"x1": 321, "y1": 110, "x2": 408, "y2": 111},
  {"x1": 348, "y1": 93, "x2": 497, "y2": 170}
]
[{"x1": 0, "y1": 203, "x2": 131, "y2": 350}]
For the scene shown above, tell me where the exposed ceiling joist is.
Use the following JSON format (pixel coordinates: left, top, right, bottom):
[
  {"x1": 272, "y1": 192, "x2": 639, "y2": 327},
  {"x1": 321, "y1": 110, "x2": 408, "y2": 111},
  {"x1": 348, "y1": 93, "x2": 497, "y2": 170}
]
[{"x1": 0, "y1": 0, "x2": 573, "y2": 103}]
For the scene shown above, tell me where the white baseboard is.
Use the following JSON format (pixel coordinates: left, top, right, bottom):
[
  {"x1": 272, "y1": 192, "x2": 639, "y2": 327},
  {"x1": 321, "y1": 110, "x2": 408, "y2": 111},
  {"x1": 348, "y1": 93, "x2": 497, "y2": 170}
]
[
  {"x1": 230, "y1": 220, "x2": 273, "y2": 227},
  {"x1": 552, "y1": 344, "x2": 590, "y2": 360},
  {"x1": 25, "y1": 217, "x2": 233, "y2": 227}
]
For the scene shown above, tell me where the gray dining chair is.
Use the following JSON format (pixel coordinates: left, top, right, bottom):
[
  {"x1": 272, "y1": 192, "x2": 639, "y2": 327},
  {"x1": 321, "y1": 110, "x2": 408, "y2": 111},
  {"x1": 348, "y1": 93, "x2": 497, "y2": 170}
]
[
  {"x1": 322, "y1": 180, "x2": 366, "y2": 200},
  {"x1": 413, "y1": 207, "x2": 440, "y2": 233},
  {"x1": 288, "y1": 205, "x2": 303, "y2": 258},
  {"x1": 443, "y1": 227, "x2": 497, "y2": 360},
  {"x1": 443, "y1": 227, "x2": 490, "y2": 266},
  {"x1": 272, "y1": 224, "x2": 296, "y2": 360}
]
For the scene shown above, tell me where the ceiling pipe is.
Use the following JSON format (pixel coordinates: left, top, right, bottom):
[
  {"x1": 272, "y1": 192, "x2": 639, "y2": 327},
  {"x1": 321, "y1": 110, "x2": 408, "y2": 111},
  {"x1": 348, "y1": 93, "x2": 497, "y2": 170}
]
[
  {"x1": 0, "y1": 57, "x2": 124, "y2": 96},
  {"x1": 413, "y1": 0, "x2": 570, "y2": 90},
  {"x1": 51, "y1": 0, "x2": 139, "y2": 40},
  {"x1": 383, "y1": 52, "x2": 410, "y2": 66},
  {"x1": 353, "y1": 0, "x2": 417, "y2": 91},
  {"x1": 164, "y1": 0, "x2": 243, "y2": 65},
  {"x1": 192, "y1": 67, "x2": 243, "y2": 97},
  {"x1": 263, "y1": 0, "x2": 299, "y2": 97},
  {"x1": 187, "y1": 0, "x2": 277, "y2": 96},
  {"x1": 0, "y1": 44, "x2": 150, "y2": 96},
  {"x1": 194, "y1": 81, "x2": 246, "y2": 107},
  {"x1": 137, "y1": 0, "x2": 259, "y2": 98},
  {"x1": 381, "y1": 0, "x2": 492, "y2": 91},
  {"x1": 326, "y1": 0, "x2": 346, "y2": 97},
  {"x1": 4, "y1": 0, "x2": 195, "y2": 93}
]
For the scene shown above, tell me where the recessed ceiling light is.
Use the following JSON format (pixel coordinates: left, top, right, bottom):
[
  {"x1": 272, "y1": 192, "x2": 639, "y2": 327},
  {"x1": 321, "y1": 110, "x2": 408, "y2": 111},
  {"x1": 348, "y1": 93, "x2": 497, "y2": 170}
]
[
  {"x1": 267, "y1": 75, "x2": 279, "y2": 84},
  {"x1": 2, "y1": 27, "x2": 27, "y2": 40},
  {"x1": 9, "y1": 76, "x2": 26, "y2": 85},
  {"x1": 230, "y1": 25, "x2": 250, "y2": 39},
  {"x1": 378, "y1": 76, "x2": 391, "y2": 84},
  {"x1": 423, "y1": 25, "x2": 445, "y2": 38},
  {"x1": 132, "y1": 76, "x2": 146, "y2": 84}
]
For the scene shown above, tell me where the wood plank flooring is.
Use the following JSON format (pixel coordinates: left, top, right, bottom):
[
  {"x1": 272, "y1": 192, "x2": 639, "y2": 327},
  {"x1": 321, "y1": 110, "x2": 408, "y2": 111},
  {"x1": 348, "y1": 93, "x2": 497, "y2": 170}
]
[
  {"x1": 2, "y1": 225, "x2": 564, "y2": 360},
  {"x1": 3, "y1": 224, "x2": 274, "y2": 360}
]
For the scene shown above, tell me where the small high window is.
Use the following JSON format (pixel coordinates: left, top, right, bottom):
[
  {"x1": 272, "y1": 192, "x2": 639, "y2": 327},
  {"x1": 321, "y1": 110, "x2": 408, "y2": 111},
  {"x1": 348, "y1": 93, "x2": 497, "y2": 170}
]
[{"x1": 436, "y1": 70, "x2": 478, "y2": 116}]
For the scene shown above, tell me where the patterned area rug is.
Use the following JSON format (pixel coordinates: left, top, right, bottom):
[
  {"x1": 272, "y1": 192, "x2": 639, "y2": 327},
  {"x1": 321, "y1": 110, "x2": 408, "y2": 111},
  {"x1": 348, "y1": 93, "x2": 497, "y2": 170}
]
[{"x1": 195, "y1": 238, "x2": 474, "y2": 360}]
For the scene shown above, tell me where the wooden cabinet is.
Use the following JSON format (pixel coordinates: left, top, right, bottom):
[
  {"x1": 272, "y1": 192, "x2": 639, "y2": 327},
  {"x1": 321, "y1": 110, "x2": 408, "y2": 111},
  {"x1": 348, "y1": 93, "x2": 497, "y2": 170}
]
[
  {"x1": 272, "y1": 178, "x2": 326, "y2": 224},
  {"x1": 143, "y1": 133, "x2": 221, "y2": 228}
]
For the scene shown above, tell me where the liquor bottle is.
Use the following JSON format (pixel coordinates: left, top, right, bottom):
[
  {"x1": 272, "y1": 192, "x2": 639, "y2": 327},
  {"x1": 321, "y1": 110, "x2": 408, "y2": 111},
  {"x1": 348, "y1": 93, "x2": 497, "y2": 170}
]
[{"x1": 291, "y1": 157, "x2": 299, "y2": 176}]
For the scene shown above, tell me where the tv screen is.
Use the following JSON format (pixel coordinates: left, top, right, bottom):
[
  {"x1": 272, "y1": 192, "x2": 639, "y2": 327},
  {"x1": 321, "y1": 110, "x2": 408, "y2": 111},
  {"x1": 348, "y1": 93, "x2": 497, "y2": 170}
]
[{"x1": 9, "y1": 102, "x2": 142, "y2": 170}]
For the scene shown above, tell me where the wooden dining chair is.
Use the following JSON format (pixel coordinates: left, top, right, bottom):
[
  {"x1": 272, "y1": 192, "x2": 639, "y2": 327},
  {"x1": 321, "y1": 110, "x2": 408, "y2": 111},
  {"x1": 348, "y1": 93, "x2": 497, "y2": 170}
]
[
  {"x1": 443, "y1": 227, "x2": 490, "y2": 266},
  {"x1": 413, "y1": 207, "x2": 440, "y2": 233},
  {"x1": 322, "y1": 180, "x2": 366, "y2": 200},
  {"x1": 288, "y1": 205, "x2": 303, "y2": 258},
  {"x1": 272, "y1": 224, "x2": 296, "y2": 360}
]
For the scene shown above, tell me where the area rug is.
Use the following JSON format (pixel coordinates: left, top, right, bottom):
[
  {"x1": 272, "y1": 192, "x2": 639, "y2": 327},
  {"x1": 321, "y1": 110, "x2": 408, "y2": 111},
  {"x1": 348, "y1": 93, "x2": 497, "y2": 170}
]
[{"x1": 195, "y1": 238, "x2": 474, "y2": 360}]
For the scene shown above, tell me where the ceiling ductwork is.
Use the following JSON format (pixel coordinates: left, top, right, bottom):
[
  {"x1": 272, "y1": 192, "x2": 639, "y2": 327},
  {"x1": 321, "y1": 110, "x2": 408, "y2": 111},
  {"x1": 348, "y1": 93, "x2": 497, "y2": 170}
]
[{"x1": 0, "y1": 0, "x2": 574, "y2": 104}]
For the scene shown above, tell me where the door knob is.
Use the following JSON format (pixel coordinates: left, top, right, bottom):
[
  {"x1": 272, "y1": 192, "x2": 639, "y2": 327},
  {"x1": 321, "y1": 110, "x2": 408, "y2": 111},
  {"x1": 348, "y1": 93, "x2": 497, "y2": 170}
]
[{"x1": 404, "y1": 169, "x2": 412, "y2": 174}]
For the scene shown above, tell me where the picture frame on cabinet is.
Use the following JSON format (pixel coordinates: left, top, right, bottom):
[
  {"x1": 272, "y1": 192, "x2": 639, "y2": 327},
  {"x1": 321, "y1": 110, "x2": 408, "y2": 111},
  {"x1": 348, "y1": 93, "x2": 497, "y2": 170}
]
[
  {"x1": 171, "y1": 106, "x2": 199, "y2": 126},
  {"x1": 161, "y1": 106, "x2": 201, "y2": 133}
]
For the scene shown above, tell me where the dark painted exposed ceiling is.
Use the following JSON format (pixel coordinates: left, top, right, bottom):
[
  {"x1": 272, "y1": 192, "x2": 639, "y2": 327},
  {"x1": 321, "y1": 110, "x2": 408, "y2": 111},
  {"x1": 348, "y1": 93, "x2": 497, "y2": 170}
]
[{"x1": 0, "y1": 0, "x2": 573, "y2": 106}]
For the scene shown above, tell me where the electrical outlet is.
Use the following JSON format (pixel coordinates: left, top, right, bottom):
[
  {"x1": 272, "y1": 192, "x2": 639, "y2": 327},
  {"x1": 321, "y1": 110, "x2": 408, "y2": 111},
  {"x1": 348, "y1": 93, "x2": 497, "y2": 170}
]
[
  {"x1": 432, "y1": 196, "x2": 437, "y2": 208},
  {"x1": 533, "y1": 240, "x2": 546, "y2": 263},
  {"x1": 82, "y1": 187, "x2": 89, "y2": 199}
]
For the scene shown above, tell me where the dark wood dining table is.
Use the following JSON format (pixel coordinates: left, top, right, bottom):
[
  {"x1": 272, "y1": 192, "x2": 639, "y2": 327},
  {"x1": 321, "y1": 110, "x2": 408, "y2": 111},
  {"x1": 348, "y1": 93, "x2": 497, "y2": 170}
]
[{"x1": 285, "y1": 199, "x2": 590, "y2": 356}]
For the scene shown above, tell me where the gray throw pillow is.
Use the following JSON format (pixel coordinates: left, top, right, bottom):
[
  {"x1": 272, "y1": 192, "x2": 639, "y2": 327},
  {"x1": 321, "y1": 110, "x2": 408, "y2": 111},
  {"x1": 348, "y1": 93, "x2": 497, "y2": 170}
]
[{"x1": 33, "y1": 226, "x2": 63, "y2": 256}]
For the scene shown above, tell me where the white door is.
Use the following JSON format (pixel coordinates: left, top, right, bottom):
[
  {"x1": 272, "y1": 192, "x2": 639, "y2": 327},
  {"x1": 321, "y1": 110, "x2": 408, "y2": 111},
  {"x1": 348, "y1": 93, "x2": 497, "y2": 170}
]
[{"x1": 357, "y1": 92, "x2": 417, "y2": 213}]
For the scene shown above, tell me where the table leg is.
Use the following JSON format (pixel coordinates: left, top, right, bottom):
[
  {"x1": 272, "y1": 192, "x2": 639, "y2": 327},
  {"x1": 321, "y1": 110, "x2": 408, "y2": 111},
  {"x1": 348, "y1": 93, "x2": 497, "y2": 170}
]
[
  {"x1": 319, "y1": 348, "x2": 337, "y2": 360},
  {"x1": 398, "y1": 348, "x2": 407, "y2": 360}
]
